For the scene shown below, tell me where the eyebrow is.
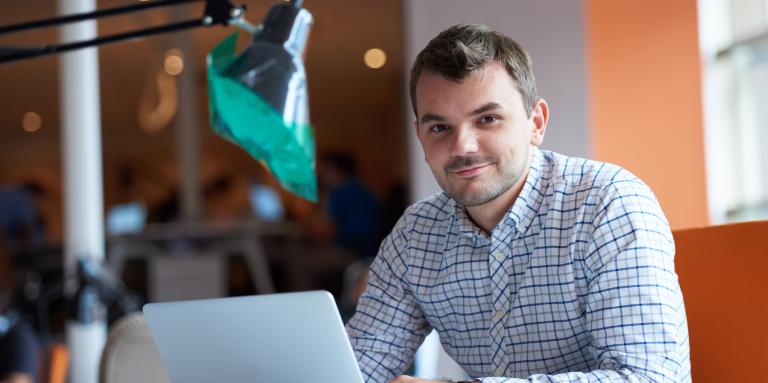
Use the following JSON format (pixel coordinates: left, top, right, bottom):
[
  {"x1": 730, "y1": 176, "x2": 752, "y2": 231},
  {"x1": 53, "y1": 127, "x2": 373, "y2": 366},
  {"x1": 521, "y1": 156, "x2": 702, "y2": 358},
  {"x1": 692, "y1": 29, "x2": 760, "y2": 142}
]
[
  {"x1": 419, "y1": 102, "x2": 503, "y2": 125},
  {"x1": 420, "y1": 113, "x2": 445, "y2": 125},
  {"x1": 469, "y1": 102, "x2": 503, "y2": 116}
]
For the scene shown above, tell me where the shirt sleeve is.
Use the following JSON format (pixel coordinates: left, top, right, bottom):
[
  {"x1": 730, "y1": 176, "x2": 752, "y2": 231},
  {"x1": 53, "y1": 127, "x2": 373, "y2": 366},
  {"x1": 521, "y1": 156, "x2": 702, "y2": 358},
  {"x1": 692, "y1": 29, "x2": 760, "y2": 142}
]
[
  {"x1": 345, "y1": 213, "x2": 432, "y2": 383},
  {"x1": 476, "y1": 179, "x2": 690, "y2": 383}
]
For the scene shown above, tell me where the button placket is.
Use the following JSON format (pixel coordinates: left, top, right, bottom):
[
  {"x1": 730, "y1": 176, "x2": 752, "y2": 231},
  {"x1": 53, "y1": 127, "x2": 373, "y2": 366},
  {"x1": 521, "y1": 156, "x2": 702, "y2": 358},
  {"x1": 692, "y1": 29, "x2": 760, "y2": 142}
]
[{"x1": 488, "y1": 234, "x2": 511, "y2": 376}]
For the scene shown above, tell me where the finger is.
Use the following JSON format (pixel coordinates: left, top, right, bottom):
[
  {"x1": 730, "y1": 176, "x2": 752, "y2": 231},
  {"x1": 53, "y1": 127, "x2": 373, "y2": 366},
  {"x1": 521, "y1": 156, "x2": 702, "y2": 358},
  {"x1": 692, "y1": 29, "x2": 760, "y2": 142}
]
[{"x1": 388, "y1": 375, "x2": 414, "y2": 383}]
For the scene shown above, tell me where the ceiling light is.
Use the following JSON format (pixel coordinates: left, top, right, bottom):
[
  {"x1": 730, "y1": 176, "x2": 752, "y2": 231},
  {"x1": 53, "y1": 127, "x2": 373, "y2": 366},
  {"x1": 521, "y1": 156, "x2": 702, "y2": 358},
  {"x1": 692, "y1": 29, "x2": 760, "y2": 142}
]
[
  {"x1": 22, "y1": 112, "x2": 42, "y2": 132},
  {"x1": 364, "y1": 48, "x2": 386, "y2": 69},
  {"x1": 164, "y1": 49, "x2": 184, "y2": 76}
]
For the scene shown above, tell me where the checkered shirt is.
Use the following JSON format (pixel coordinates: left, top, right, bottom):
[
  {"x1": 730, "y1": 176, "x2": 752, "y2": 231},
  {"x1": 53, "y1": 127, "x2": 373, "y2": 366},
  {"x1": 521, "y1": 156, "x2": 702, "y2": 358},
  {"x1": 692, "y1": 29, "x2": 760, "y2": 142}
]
[{"x1": 346, "y1": 149, "x2": 691, "y2": 382}]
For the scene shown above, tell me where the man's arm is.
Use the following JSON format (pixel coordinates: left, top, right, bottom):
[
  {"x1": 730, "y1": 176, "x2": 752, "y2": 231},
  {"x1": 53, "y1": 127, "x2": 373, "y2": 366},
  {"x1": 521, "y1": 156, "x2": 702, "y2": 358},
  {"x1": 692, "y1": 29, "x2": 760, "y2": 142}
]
[{"x1": 346, "y1": 213, "x2": 433, "y2": 383}]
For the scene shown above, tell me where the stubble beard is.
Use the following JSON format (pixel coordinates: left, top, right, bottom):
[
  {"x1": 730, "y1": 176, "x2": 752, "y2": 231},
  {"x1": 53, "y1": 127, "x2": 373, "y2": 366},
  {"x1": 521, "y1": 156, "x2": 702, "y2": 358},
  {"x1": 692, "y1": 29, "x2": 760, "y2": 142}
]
[{"x1": 434, "y1": 146, "x2": 529, "y2": 207}]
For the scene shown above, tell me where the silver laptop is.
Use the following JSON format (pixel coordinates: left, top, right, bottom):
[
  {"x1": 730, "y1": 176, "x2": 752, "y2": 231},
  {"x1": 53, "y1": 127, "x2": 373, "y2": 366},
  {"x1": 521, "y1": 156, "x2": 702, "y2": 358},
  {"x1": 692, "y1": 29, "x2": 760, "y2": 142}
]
[{"x1": 143, "y1": 290, "x2": 365, "y2": 383}]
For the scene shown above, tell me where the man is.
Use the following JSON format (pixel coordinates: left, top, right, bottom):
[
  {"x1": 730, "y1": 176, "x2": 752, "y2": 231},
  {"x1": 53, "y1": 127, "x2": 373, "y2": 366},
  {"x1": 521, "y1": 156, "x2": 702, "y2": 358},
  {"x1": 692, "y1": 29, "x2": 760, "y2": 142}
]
[{"x1": 345, "y1": 24, "x2": 690, "y2": 383}]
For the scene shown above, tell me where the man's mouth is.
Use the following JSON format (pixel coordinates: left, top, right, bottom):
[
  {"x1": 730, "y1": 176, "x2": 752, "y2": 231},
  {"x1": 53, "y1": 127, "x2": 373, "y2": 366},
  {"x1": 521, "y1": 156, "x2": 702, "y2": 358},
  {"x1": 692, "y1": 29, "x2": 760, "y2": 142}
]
[{"x1": 450, "y1": 163, "x2": 492, "y2": 178}]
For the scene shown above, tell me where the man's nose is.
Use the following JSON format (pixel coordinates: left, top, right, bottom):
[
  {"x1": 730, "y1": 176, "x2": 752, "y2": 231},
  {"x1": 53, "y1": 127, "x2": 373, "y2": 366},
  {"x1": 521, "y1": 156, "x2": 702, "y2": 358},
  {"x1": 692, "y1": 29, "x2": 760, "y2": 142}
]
[{"x1": 451, "y1": 126, "x2": 479, "y2": 156}]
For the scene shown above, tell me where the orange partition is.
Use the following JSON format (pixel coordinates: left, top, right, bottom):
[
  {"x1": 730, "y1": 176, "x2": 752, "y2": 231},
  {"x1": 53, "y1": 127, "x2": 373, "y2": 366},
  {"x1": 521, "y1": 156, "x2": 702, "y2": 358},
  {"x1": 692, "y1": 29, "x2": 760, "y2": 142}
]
[
  {"x1": 586, "y1": 0, "x2": 709, "y2": 229},
  {"x1": 673, "y1": 221, "x2": 768, "y2": 381}
]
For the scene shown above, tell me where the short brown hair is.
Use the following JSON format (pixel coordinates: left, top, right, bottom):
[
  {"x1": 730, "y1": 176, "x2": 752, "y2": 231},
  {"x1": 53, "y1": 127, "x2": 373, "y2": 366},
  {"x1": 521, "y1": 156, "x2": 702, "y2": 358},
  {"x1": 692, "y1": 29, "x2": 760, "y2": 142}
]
[{"x1": 409, "y1": 24, "x2": 538, "y2": 117}]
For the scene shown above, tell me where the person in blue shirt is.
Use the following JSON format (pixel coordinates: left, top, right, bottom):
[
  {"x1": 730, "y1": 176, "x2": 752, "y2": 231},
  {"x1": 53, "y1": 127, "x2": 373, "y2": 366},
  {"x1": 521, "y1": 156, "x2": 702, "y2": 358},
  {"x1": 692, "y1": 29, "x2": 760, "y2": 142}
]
[
  {"x1": 322, "y1": 153, "x2": 380, "y2": 260},
  {"x1": 0, "y1": 182, "x2": 45, "y2": 250},
  {"x1": 346, "y1": 24, "x2": 690, "y2": 383}
]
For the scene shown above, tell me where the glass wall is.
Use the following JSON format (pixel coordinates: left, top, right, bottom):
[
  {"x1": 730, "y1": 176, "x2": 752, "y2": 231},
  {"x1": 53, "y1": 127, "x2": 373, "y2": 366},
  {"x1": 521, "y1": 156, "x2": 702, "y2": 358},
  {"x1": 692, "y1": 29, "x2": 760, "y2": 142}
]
[{"x1": 701, "y1": 0, "x2": 768, "y2": 222}]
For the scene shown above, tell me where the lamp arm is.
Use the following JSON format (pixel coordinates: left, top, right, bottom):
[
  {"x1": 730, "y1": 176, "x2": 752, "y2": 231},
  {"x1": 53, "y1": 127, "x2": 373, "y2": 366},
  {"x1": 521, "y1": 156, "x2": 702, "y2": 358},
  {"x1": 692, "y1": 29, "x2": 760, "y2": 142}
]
[
  {"x1": 0, "y1": 0, "x2": 246, "y2": 64},
  {"x1": 0, "y1": 0, "x2": 204, "y2": 35}
]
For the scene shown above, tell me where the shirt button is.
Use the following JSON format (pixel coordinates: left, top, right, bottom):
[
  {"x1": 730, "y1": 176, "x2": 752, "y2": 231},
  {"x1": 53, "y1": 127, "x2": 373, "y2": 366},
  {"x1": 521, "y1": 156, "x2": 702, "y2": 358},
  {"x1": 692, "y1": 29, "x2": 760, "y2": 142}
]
[
  {"x1": 494, "y1": 252, "x2": 505, "y2": 261},
  {"x1": 495, "y1": 367, "x2": 505, "y2": 376},
  {"x1": 494, "y1": 310, "x2": 505, "y2": 320}
]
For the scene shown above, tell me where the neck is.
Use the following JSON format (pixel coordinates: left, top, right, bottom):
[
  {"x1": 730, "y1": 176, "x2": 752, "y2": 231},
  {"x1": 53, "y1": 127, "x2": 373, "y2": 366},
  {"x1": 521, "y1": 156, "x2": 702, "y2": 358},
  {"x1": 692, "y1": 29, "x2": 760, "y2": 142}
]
[{"x1": 466, "y1": 153, "x2": 532, "y2": 234}]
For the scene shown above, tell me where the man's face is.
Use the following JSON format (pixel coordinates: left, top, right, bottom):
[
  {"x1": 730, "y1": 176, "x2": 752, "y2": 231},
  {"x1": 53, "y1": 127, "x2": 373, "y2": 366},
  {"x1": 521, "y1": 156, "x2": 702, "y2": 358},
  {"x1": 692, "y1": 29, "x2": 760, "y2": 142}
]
[{"x1": 414, "y1": 62, "x2": 545, "y2": 207}]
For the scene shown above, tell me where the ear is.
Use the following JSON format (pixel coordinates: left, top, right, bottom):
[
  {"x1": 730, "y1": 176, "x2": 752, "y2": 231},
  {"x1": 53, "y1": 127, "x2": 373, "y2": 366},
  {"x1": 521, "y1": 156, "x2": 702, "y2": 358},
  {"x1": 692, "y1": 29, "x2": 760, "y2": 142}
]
[{"x1": 529, "y1": 98, "x2": 549, "y2": 147}]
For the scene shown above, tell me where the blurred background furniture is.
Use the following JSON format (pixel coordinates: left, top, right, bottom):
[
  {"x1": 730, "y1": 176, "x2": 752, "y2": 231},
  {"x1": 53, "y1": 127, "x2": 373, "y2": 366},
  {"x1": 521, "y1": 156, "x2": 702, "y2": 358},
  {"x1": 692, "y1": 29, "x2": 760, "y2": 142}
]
[
  {"x1": 108, "y1": 220, "x2": 302, "y2": 301},
  {"x1": 673, "y1": 220, "x2": 768, "y2": 382},
  {"x1": 98, "y1": 312, "x2": 170, "y2": 383}
]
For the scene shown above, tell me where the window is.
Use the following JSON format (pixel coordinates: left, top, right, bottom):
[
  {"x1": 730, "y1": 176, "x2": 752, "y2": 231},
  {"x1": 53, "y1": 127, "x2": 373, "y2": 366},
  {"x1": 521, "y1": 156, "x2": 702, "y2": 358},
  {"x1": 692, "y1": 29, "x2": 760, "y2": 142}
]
[{"x1": 700, "y1": 0, "x2": 768, "y2": 223}]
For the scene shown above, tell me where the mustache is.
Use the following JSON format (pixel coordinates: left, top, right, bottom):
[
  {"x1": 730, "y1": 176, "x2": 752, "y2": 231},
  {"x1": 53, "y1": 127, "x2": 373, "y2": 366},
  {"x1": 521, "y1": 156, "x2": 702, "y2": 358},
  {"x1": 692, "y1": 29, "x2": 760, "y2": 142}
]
[{"x1": 445, "y1": 155, "x2": 496, "y2": 172}]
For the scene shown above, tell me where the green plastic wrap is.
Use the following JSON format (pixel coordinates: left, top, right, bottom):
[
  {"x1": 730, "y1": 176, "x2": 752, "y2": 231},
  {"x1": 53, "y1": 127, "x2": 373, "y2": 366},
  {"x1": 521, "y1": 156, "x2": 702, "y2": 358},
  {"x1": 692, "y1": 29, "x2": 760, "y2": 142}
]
[{"x1": 206, "y1": 32, "x2": 317, "y2": 202}]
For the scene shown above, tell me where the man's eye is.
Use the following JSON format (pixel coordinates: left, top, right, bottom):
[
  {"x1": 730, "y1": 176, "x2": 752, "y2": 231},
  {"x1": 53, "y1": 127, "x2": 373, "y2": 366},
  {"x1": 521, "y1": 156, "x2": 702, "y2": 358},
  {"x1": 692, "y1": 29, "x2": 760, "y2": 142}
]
[
  {"x1": 430, "y1": 124, "x2": 448, "y2": 133},
  {"x1": 480, "y1": 115, "x2": 498, "y2": 125}
]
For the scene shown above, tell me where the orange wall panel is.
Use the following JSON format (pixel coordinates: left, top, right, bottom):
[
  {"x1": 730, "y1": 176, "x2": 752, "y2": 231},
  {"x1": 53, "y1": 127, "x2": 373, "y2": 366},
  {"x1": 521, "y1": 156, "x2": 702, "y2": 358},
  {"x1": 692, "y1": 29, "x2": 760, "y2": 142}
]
[
  {"x1": 586, "y1": 0, "x2": 709, "y2": 229},
  {"x1": 673, "y1": 221, "x2": 768, "y2": 380}
]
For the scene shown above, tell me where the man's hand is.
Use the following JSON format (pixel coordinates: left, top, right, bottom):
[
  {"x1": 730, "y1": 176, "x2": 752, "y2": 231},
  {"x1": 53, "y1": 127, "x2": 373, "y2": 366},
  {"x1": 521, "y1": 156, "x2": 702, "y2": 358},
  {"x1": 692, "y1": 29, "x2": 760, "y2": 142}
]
[{"x1": 387, "y1": 375, "x2": 449, "y2": 383}]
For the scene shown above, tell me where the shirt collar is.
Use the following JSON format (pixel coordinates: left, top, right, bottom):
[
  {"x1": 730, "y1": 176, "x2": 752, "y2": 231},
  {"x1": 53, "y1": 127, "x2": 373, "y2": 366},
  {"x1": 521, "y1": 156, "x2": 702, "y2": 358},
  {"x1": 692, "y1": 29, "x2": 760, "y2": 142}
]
[
  {"x1": 450, "y1": 147, "x2": 547, "y2": 239},
  {"x1": 503, "y1": 147, "x2": 546, "y2": 235},
  {"x1": 453, "y1": 199, "x2": 487, "y2": 239}
]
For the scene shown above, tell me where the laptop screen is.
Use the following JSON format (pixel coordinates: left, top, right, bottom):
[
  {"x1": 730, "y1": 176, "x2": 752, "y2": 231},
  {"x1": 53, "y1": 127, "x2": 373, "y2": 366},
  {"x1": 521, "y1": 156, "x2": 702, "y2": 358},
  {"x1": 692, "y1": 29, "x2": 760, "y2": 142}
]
[{"x1": 107, "y1": 202, "x2": 147, "y2": 235}]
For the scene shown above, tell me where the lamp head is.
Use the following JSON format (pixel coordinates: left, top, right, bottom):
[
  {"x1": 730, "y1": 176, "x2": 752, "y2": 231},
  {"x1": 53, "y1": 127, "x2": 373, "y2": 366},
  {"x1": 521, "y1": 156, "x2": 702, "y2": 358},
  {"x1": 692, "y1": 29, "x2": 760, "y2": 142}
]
[
  {"x1": 229, "y1": 1, "x2": 312, "y2": 127},
  {"x1": 207, "y1": 1, "x2": 316, "y2": 201}
]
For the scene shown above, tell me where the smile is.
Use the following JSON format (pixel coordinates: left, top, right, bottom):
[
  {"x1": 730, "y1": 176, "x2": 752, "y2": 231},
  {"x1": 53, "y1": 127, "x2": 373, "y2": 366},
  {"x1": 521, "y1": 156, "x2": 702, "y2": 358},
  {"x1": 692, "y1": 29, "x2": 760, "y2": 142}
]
[{"x1": 450, "y1": 163, "x2": 492, "y2": 178}]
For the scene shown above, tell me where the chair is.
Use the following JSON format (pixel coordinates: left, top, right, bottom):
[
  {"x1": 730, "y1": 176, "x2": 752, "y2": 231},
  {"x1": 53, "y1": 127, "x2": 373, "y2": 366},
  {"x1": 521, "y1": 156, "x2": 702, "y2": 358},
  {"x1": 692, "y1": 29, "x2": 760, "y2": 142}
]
[
  {"x1": 673, "y1": 220, "x2": 768, "y2": 382},
  {"x1": 98, "y1": 312, "x2": 171, "y2": 383}
]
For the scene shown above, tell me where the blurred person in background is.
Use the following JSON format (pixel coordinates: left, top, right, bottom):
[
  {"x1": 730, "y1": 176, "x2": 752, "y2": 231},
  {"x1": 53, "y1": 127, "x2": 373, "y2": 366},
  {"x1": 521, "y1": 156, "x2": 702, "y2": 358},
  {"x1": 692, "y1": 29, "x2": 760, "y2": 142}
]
[
  {"x1": 0, "y1": 180, "x2": 45, "y2": 251},
  {"x1": 315, "y1": 153, "x2": 380, "y2": 260},
  {"x1": 0, "y1": 236, "x2": 37, "y2": 383}
]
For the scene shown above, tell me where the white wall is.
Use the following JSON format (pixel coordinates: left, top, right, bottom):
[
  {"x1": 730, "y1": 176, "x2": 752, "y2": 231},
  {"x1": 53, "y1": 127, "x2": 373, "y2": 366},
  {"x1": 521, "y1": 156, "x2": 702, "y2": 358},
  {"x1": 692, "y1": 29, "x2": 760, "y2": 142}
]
[{"x1": 404, "y1": 0, "x2": 589, "y2": 201}]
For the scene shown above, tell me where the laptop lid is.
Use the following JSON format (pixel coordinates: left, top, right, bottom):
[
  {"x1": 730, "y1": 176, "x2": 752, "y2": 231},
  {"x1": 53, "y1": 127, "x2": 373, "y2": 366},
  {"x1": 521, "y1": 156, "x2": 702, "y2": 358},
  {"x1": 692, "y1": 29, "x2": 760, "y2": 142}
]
[{"x1": 143, "y1": 291, "x2": 365, "y2": 383}]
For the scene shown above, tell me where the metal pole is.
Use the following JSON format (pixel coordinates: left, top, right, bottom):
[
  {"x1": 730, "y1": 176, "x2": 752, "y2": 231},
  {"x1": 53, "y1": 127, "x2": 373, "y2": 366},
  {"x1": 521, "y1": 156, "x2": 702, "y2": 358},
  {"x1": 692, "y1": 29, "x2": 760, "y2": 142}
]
[
  {"x1": 58, "y1": 0, "x2": 106, "y2": 381},
  {"x1": 176, "y1": 7, "x2": 203, "y2": 223}
]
